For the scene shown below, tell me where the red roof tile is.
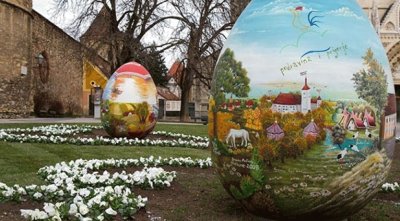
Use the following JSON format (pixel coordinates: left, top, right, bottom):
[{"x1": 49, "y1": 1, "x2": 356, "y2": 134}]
[
  {"x1": 273, "y1": 93, "x2": 301, "y2": 105},
  {"x1": 157, "y1": 87, "x2": 180, "y2": 100},
  {"x1": 302, "y1": 78, "x2": 310, "y2": 90}
]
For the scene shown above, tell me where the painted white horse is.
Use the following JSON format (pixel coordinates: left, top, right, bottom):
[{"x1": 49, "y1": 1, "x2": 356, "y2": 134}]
[{"x1": 226, "y1": 129, "x2": 250, "y2": 148}]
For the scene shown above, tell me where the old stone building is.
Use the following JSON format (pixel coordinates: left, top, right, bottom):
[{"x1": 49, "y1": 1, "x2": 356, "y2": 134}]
[
  {"x1": 0, "y1": 0, "x2": 110, "y2": 118},
  {"x1": 359, "y1": 0, "x2": 400, "y2": 87},
  {"x1": 0, "y1": 0, "x2": 33, "y2": 118}
]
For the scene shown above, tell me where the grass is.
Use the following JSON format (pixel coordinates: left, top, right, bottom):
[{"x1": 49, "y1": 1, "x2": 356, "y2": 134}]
[
  {"x1": 0, "y1": 123, "x2": 209, "y2": 137},
  {"x1": 0, "y1": 123, "x2": 399, "y2": 220},
  {"x1": 0, "y1": 123, "x2": 209, "y2": 185}
]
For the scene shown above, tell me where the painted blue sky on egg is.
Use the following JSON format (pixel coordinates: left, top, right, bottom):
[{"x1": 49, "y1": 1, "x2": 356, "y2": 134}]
[{"x1": 223, "y1": 0, "x2": 395, "y2": 100}]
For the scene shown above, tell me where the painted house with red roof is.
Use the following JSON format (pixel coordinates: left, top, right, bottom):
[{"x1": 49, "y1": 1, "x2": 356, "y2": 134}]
[
  {"x1": 271, "y1": 77, "x2": 321, "y2": 113},
  {"x1": 363, "y1": 109, "x2": 376, "y2": 128}
]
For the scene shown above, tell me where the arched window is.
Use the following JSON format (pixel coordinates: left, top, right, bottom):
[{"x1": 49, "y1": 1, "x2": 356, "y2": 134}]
[
  {"x1": 36, "y1": 51, "x2": 49, "y2": 83},
  {"x1": 385, "y1": 22, "x2": 395, "y2": 31}
]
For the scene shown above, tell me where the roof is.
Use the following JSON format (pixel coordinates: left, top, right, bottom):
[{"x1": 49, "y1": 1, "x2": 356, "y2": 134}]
[
  {"x1": 385, "y1": 93, "x2": 397, "y2": 116},
  {"x1": 157, "y1": 87, "x2": 180, "y2": 100},
  {"x1": 302, "y1": 77, "x2": 310, "y2": 90},
  {"x1": 168, "y1": 60, "x2": 184, "y2": 81},
  {"x1": 273, "y1": 93, "x2": 301, "y2": 105},
  {"x1": 304, "y1": 120, "x2": 319, "y2": 134},
  {"x1": 349, "y1": 112, "x2": 365, "y2": 128},
  {"x1": 364, "y1": 110, "x2": 376, "y2": 127},
  {"x1": 266, "y1": 122, "x2": 284, "y2": 134},
  {"x1": 81, "y1": 7, "x2": 113, "y2": 39}
]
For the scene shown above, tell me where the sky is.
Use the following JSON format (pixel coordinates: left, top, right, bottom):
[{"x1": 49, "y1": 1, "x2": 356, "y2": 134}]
[
  {"x1": 221, "y1": 0, "x2": 395, "y2": 100},
  {"x1": 33, "y1": 0, "x2": 74, "y2": 28}
]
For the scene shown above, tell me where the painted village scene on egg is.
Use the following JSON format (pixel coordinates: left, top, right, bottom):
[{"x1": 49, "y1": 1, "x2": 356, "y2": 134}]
[{"x1": 209, "y1": 0, "x2": 397, "y2": 218}]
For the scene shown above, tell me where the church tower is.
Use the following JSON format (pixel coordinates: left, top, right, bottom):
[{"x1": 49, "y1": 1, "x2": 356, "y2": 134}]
[
  {"x1": 0, "y1": 0, "x2": 33, "y2": 117},
  {"x1": 369, "y1": 0, "x2": 381, "y2": 35},
  {"x1": 301, "y1": 77, "x2": 311, "y2": 113}
]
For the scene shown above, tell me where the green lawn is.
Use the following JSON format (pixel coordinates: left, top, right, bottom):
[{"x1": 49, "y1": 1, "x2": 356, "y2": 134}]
[
  {"x1": 0, "y1": 123, "x2": 210, "y2": 185},
  {"x1": 0, "y1": 123, "x2": 398, "y2": 220}
]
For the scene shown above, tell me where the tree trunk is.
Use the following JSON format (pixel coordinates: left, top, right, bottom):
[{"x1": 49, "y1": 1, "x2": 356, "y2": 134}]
[
  {"x1": 179, "y1": 66, "x2": 194, "y2": 121},
  {"x1": 180, "y1": 87, "x2": 191, "y2": 121}
]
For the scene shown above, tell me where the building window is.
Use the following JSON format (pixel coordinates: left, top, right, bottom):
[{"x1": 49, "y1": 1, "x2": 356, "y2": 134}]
[{"x1": 36, "y1": 51, "x2": 49, "y2": 84}]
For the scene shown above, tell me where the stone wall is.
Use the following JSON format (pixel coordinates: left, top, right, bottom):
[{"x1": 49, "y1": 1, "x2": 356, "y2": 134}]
[
  {"x1": 0, "y1": 1, "x2": 33, "y2": 118},
  {"x1": 31, "y1": 11, "x2": 84, "y2": 115}
]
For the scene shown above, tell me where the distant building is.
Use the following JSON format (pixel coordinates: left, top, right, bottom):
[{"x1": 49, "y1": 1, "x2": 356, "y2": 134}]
[
  {"x1": 0, "y1": 0, "x2": 111, "y2": 118},
  {"x1": 341, "y1": 109, "x2": 373, "y2": 131},
  {"x1": 271, "y1": 78, "x2": 321, "y2": 114},
  {"x1": 266, "y1": 122, "x2": 285, "y2": 141},
  {"x1": 303, "y1": 120, "x2": 320, "y2": 138},
  {"x1": 382, "y1": 93, "x2": 397, "y2": 139},
  {"x1": 168, "y1": 60, "x2": 209, "y2": 118},
  {"x1": 156, "y1": 87, "x2": 181, "y2": 119}
]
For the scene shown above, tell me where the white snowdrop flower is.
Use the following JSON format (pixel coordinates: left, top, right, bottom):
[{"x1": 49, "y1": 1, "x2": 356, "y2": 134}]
[
  {"x1": 79, "y1": 204, "x2": 89, "y2": 215},
  {"x1": 104, "y1": 186, "x2": 114, "y2": 194},
  {"x1": 0, "y1": 182, "x2": 7, "y2": 189},
  {"x1": 119, "y1": 174, "x2": 128, "y2": 181},
  {"x1": 47, "y1": 184, "x2": 58, "y2": 193},
  {"x1": 43, "y1": 203, "x2": 56, "y2": 217},
  {"x1": 114, "y1": 186, "x2": 122, "y2": 195},
  {"x1": 105, "y1": 207, "x2": 117, "y2": 215},
  {"x1": 73, "y1": 195, "x2": 84, "y2": 204},
  {"x1": 25, "y1": 185, "x2": 37, "y2": 191},
  {"x1": 52, "y1": 214, "x2": 62, "y2": 221},
  {"x1": 69, "y1": 204, "x2": 78, "y2": 215},
  {"x1": 97, "y1": 214, "x2": 105, "y2": 221},
  {"x1": 55, "y1": 202, "x2": 64, "y2": 208},
  {"x1": 3, "y1": 188, "x2": 14, "y2": 197},
  {"x1": 99, "y1": 201, "x2": 108, "y2": 207},
  {"x1": 79, "y1": 188, "x2": 91, "y2": 198},
  {"x1": 58, "y1": 190, "x2": 64, "y2": 196},
  {"x1": 80, "y1": 217, "x2": 93, "y2": 221},
  {"x1": 33, "y1": 192, "x2": 43, "y2": 199},
  {"x1": 20, "y1": 209, "x2": 31, "y2": 219},
  {"x1": 98, "y1": 175, "x2": 108, "y2": 183},
  {"x1": 17, "y1": 187, "x2": 26, "y2": 195},
  {"x1": 32, "y1": 209, "x2": 49, "y2": 220}
]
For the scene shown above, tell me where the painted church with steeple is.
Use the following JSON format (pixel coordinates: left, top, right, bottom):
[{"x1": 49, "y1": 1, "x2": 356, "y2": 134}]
[{"x1": 271, "y1": 77, "x2": 322, "y2": 114}]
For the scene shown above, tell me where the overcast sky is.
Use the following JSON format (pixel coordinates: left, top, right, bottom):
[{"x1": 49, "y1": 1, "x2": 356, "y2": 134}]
[{"x1": 33, "y1": 0, "x2": 75, "y2": 28}]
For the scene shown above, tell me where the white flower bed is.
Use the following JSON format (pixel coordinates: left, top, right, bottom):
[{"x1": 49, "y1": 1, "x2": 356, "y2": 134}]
[
  {"x1": 0, "y1": 124, "x2": 209, "y2": 149},
  {"x1": 382, "y1": 182, "x2": 400, "y2": 192},
  {"x1": 0, "y1": 156, "x2": 212, "y2": 220}
]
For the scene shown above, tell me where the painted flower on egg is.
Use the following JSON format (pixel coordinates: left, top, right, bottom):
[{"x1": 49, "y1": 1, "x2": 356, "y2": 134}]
[
  {"x1": 209, "y1": 0, "x2": 396, "y2": 220},
  {"x1": 101, "y1": 62, "x2": 158, "y2": 138}
]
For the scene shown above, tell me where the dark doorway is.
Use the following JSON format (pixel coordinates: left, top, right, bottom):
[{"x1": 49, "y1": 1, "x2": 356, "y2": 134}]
[
  {"x1": 89, "y1": 95, "x2": 94, "y2": 116},
  {"x1": 188, "y1": 103, "x2": 195, "y2": 118}
]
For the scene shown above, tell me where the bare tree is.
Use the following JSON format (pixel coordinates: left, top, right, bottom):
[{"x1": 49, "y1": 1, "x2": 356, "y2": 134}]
[
  {"x1": 170, "y1": 0, "x2": 233, "y2": 121},
  {"x1": 54, "y1": 0, "x2": 179, "y2": 71},
  {"x1": 229, "y1": 0, "x2": 251, "y2": 23}
]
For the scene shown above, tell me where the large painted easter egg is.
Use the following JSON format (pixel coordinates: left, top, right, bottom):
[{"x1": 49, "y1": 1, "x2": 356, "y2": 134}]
[
  {"x1": 101, "y1": 62, "x2": 158, "y2": 138},
  {"x1": 210, "y1": 0, "x2": 396, "y2": 220}
]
